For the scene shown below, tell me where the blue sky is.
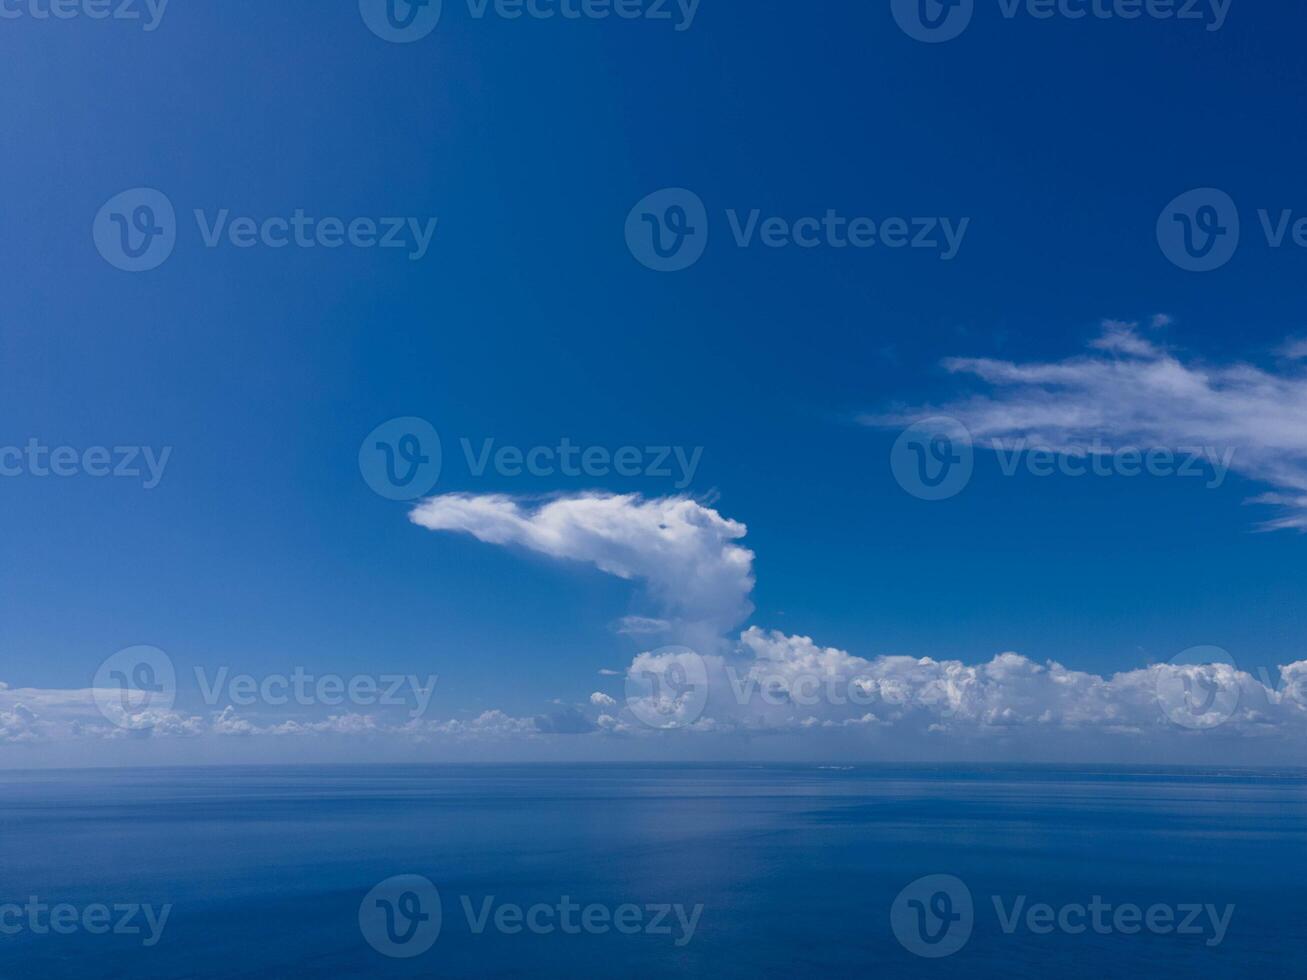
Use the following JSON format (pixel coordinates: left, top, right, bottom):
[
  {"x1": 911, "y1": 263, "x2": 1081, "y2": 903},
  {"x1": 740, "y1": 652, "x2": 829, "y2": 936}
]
[{"x1": 3, "y1": 1, "x2": 1307, "y2": 764}]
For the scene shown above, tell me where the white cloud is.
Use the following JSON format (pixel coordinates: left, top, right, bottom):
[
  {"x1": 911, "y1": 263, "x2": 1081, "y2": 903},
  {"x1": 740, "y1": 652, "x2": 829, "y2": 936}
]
[
  {"x1": 865, "y1": 320, "x2": 1307, "y2": 530},
  {"x1": 615, "y1": 615, "x2": 672, "y2": 636},
  {"x1": 212, "y1": 705, "x2": 260, "y2": 736},
  {"x1": 5, "y1": 640, "x2": 1306, "y2": 755},
  {"x1": 409, "y1": 493, "x2": 755, "y2": 649},
  {"x1": 136, "y1": 711, "x2": 206, "y2": 738},
  {"x1": 610, "y1": 627, "x2": 1307, "y2": 744},
  {"x1": 0, "y1": 684, "x2": 540, "y2": 745},
  {"x1": 729, "y1": 628, "x2": 1307, "y2": 735},
  {"x1": 0, "y1": 704, "x2": 42, "y2": 744},
  {"x1": 264, "y1": 713, "x2": 382, "y2": 737},
  {"x1": 9, "y1": 465, "x2": 1305, "y2": 760},
  {"x1": 396, "y1": 490, "x2": 1307, "y2": 751},
  {"x1": 0, "y1": 685, "x2": 206, "y2": 742},
  {"x1": 1279, "y1": 338, "x2": 1307, "y2": 361},
  {"x1": 405, "y1": 710, "x2": 540, "y2": 741}
]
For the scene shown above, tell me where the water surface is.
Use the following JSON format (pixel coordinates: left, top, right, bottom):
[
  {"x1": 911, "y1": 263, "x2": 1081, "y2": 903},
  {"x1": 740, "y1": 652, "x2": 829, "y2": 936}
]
[{"x1": 1, "y1": 764, "x2": 1302, "y2": 977}]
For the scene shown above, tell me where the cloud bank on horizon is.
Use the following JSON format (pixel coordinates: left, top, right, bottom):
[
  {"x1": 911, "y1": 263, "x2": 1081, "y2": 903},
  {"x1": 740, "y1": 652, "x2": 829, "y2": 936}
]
[
  {"x1": 6, "y1": 323, "x2": 1307, "y2": 759},
  {"x1": 10, "y1": 483, "x2": 1307, "y2": 758},
  {"x1": 400, "y1": 492, "x2": 1307, "y2": 747},
  {"x1": 3, "y1": 489, "x2": 1306, "y2": 755}
]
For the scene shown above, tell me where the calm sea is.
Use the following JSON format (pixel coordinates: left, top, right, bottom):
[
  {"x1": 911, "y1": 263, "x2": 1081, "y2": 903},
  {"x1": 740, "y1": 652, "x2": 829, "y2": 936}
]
[{"x1": 0, "y1": 765, "x2": 1303, "y2": 977}]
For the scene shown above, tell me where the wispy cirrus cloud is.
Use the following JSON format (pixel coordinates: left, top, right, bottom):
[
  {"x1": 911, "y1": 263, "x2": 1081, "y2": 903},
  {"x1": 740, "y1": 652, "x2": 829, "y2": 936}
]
[
  {"x1": 1278, "y1": 337, "x2": 1307, "y2": 361},
  {"x1": 863, "y1": 320, "x2": 1307, "y2": 530}
]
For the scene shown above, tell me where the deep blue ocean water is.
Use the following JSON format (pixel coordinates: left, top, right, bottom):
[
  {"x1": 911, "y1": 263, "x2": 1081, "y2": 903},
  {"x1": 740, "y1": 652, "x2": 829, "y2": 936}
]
[{"x1": 0, "y1": 765, "x2": 1303, "y2": 978}]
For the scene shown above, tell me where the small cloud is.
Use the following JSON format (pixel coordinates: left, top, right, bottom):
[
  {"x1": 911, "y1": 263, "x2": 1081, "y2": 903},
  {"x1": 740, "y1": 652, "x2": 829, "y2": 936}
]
[
  {"x1": 533, "y1": 706, "x2": 598, "y2": 736},
  {"x1": 1278, "y1": 338, "x2": 1307, "y2": 360},
  {"x1": 615, "y1": 616, "x2": 671, "y2": 636},
  {"x1": 1089, "y1": 320, "x2": 1162, "y2": 357},
  {"x1": 590, "y1": 692, "x2": 617, "y2": 707},
  {"x1": 212, "y1": 706, "x2": 252, "y2": 736}
]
